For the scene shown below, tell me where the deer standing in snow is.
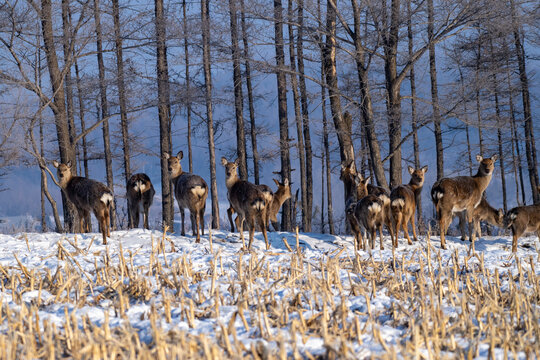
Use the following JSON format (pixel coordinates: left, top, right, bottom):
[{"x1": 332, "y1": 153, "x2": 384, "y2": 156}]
[
  {"x1": 126, "y1": 173, "x2": 155, "y2": 230},
  {"x1": 431, "y1": 155, "x2": 498, "y2": 250},
  {"x1": 503, "y1": 204, "x2": 540, "y2": 253},
  {"x1": 166, "y1": 151, "x2": 208, "y2": 242},
  {"x1": 221, "y1": 157, "x2": 269, "y2": 250},
  {"x1": 390, "y1": 165, "x2": 428, "y2": 247},
  {"x1": 53, "y1": 160, "x2": 113, "y2": 244},
  {"x1": 456, "y1": 197, "x2": 504, "y2": 241}
]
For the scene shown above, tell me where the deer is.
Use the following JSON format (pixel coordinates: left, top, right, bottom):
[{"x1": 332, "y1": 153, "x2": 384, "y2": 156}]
[
  {"x1": 266, "y1": 178, "x2": 292, "y2": 231},
  {"x1": 340, "y1": 160, "x2": 394, "y2": 247},
  {"x1": 390, "y1": 165, "x2": 428, "y2": 247},
  {"x1": 503, "y1": 204, "x2": 540, "y2": 253},
  {"x1": 126, "y1": 173, "x2": 155, "y2": 230},
  {"x1": 347, "y1": 194, "x2": 384, "y2": 251},
  {"x1": 221, "y1": 157, "x2": 269, "y2": 250},
  {"x1": 165, "y1": 151, "x2": 208, "y2": 242},
  {"x1": 456, "y1": 197, "x2": 504, "y2": 241},
  {"x1": 53, "y1": 160, "x2": 113, "y2": 245},
  {"x1": 228, "y1": 183, "x2": 273, "y2": 232},
  {"x1": 431, "y1": 154, "x2": 498, "y2": 250}
]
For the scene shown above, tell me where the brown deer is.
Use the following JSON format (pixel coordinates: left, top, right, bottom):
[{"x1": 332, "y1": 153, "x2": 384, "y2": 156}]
[
  {"x1": 53, "y1": 160, "x2": 113, "y2": 245},
  {"x1": 390, "y1": 165, "x2": 428, "y2": 247},
  {"x1": 126, "y1": 173, "x2": 155, "y2": 230},
  {"x1": 228, "y1": 183, "x2": 273, "y2": 232},
  {"x1": 457, "y1": 197, "x2": 504, "y2": 241},
  {"x1": 431, "y1": 154, "x2": 498, "y2": 250},
  {"x1": 347, "y1": 194, "x2": 384, "y2": 251},
  {"x1": 267, "y1": 178, "x2": 292, "y2": 231},
  {"x1": 221, "y1": 157, "x2": 269, "y2": 250},
  {"x1": 503, "y1": 204, "x2": 540, "y2": 253},
  {"x1": 165, "y1": 151, "x2": 208, "y2": 242}
]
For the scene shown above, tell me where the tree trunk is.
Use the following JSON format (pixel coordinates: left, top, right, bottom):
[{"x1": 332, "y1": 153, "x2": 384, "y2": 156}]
[
  {"x1": 320, "y1": 60, "x2": 335, "y2": 235},
  {"x1": 274, "y1": 0, "x2": 292, "y2": 231},
  {"x1": 155, "y1": 0, "x2": 174, "y2": 230},
  {"x1": 74, "y1": 55, "x2": 89, "y2": 178},
  {"x1": 287, "y1": 0, "x2": 307, "y2": 231},
  {"x1": 383, "y1": 0, "x2": 402, "y2": 188},
  {"x1": 239, "y1": 0, "x2": 259, "y2": 184},
  {"x1": 510, "y1": 0, "x2": 539, "y2": 203},
  {"x1": 475, "y1": 40, "x2": 484, "y2": 154},
  {"x1": 94, "y1": 0, "x2": 116, "y2": 229},
  {"x1": 61, "y1": 0, "x2": 77, "y2": 159},
  {"x1": 428, "y1": 0, "x2": 443, "y2": 181},
  {"x1": 320, "y1": 151, "x2": 325, "y2": 233},
  {"x1": 296, "y1": 0, "x2": 312, "y2": 231},
  {"x1": 457, "y1": 67, "x2": 473, "y2": 176},
  {"x1": 112, "y1": 0, "x2": 132, "y2": 210},
  {"x1": 201, "y1": 0, "x2": 220, "y2": 229},
  {"x1": 228, "y1": 0, "x2": 248, "y2": 181},
  {"x1": 40, "y1": 0, "x2": 76, "y2": 232},
  {"x1": 506, "y1": 63, "x2": 526, "y2": 205},
  {"x1": 183, "y1": 0, "x2": 193, "y2": 173},
  {"x1": 350, "y1": 0, "x2": 387, "y2": 188},
  {"x1": 323, "y1": 0, "x2": 355, "y2": 168}
]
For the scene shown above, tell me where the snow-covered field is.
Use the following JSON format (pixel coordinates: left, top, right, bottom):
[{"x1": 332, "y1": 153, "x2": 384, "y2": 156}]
[{"x1": 0, "y1": 227, "x2": 538, "y2": 358}]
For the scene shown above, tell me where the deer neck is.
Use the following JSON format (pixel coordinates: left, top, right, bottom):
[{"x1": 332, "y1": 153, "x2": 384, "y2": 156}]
[
  {"x1": 58, "y1": 174, "x2": 73, "y2": 189},
  {"x1": 473, "y1": 169, "x2": 493, "y2": 192},
  {"x1": 407, "y1": 179, "x2": 424, "y2": 197},
  {"x1": 170, "y1": 169, "x2": 184, "y2": 183},
  {"x1": 225, "y1": 173, "x2": 240, "y2": 190},
  {"x1": 273, "y1": 188, "x2": 290, "y2": 207}
]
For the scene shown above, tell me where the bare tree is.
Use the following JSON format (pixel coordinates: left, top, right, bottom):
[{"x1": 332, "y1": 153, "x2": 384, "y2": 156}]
[
  {"x1": 201, "y1": 0, "x2": 220, "y2": 229},
  {"x1": 155, "y1": 0, "x2": 174, "y2": 229},
  {"x1": 183, "y1": 0, "x2": 193, "y2": 173}
]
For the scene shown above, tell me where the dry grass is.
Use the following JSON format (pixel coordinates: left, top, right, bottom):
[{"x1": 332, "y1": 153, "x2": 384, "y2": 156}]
[{"x1": 0, "y1": 229, "x2": 538, "y2": 359}]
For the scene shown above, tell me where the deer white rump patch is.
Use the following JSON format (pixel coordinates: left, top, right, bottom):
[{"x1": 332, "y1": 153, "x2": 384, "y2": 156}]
[
  {"x1": 434, "y1": 191, "x2": 444, "y2": 199},
  {"x1": 100, "y1": 193, "x2": 113, "y2": 205},
  {"x1": 191, "y1": 186, "x2": 206, "y2": 198},
  {"x1": 252, "y1": 200, "x2": 265, "y2": 211},
  {"x1": 134, "y1": 180, "x2": 146, "y2": 193},
  {"x1": 368, "y1": 203, "x2": 381, "y2": 213},
  {"x1": 391, "y1": 199, "x2": 405, "y2": 208},
  {"x1": 510, "y1": 213, "x2": 518, "y2": 220}
]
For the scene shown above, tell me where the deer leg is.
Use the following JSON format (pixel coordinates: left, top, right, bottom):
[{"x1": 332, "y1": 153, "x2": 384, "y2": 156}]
[
  {"x1": 271, "y1": 221, "x2": 279, "y2": 232},
  {"x1": 133, "y1": 207, "x2": 140, "y2": 229},
  {"x1": 475, "y1": 220, "x2": 481, "y2": 239},
  {"x1": 439, "y1": 211, "x2": 450, "y2": 250},
  {"x1": 227, "y1": 207, "x2": 235, "y2": 232},
  {"x1": 511, "y1": 224, "x2": 524, "y2": 253},
  {"x1": 379, "y1": 224, "x2": 384, "y2": 250},
  {"x1": 247, "y1": 217, "x2": 255, "y2": 250},
  {"x1": 180, "y1": 208, "x2": 185, "y2": 236},
  {"x1": 200, "y1": 207, "x2": 205, "y2": 236},
  {"x1": 257, "y1": 215, "x2": 269, "y2": 250},
  {"x1": 105, "y1": 207, "x2": 111, "y2": 238},
  {"x1": 191, "y1": 211, "x2": 197, "y2": 237},
  {"x1": 143, "y1": 206, "x2": 150, "y2": 230},
  {"x1": 403, "y1": 218, "x2": 413, "y2": 246},
  {"x1": 411, "y1": 214, "x2": 419, "y2": 242},
  {"x1": 238, "y1": 216, "x2": 246, "y2": 250},
  {"x1": 195, "y1": 210, "x2": 201, "y2": 243},
  {"x1": 457, "y1": 212, "x2": 468, "y2": 241},
  {"x1": 394, "y1": 212, "x2": 402, "y2": 247},
  {"x1": 235, "y1": 216, "x2": 242, "y2": 233},
  {"x1": 386, "y1": 211, "x2": 394, "y2": 247}
]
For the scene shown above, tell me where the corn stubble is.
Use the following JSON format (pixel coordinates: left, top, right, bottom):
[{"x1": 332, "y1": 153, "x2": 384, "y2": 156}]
[{"x1": 0, "y1": 230, "x2": 538, "y2": 359}]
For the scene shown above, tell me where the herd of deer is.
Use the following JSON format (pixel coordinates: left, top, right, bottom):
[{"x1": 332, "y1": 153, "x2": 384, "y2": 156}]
[{"x1": 51, "y1": 152, "x2": 539, "y2": 253}]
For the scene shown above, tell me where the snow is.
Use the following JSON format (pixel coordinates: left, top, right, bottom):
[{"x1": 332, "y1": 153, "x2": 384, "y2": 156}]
[{"x1": 0, "y1": 227, "x2": 538, "y2": 358}]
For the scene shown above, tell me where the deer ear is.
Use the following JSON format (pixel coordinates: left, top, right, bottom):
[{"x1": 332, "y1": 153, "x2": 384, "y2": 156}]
[
  {"x1": 408, "y1": 165, "x2": 414, "y2": 175},
  {"x1": 177, "y1": 151, "x2": 184, "y2": 160},
  {"x1": 234, "y1": 158, "x2": 240, "y2": 166},
  {"x1": 491, "y1": 154, "x2": 498, "y2": 162},
  {"x1": 283, "y1": 178, "x2": 289, "y2": 186},
  {"x1": 476, "y1": 155, "x2": 483, "y2": 162},
  {"x1": 53, "y1": 160, "x2": 60, "y2": 168},
  {"x1": 498, "y1": 209, "x2": 503, "y2": 218},
  {"x1": 220, "y1": 157, "x2": 228, "y2": 166},
  {"x1": 164, "y1": 153, "x2": 170, "y2": 160},
  {"x1": 66, "y1": 160, "x2": 72, "y2": 168},
  {"x1": 365, "y1": 176, "x2": 371, "y2": 185},
  {"x1": 422, "y1": 165, "x2": 428, "y2": 173},
  {"x1": 273, "y1": 178, "x2": 279, "y2": 186}
]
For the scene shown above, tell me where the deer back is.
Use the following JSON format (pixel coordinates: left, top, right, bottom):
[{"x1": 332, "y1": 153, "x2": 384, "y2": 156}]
[
  {"x1": 504, "y1": 205, "x2": 540, "y2": 232},
  {"x1": 229, "y1": 180, "x2": 266, "y2": 218},
  {"x1": 354, "y1": 194, "x2": 383, "y2": 231},
  {"x1": 173, "y1": 173, "x2": 208, "y2": 210},
  {"x1": 66, "y1": 177, "x2": 113, "y2": 211},
  {"x1": 127, "y1": 173, "x2": 155, "y2": 207}
]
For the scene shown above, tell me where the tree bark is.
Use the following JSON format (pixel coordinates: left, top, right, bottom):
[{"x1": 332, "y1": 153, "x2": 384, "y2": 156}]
[
  {"x1": 228, "y1": 0, "x2": 248, "y2": 181},
  {"x1": 350, "y1": 0, "x2": 387, "y2": 188},
  {"x1": 510, "y1": 0, "x2": 539, "y2": 203},
  {"x1": 155, "y1": 0, "x2": 174, "y2": 229},
  {"x1": 287, "y1": 0, "x2": 307, "y2": 231},
  {"x1": 93, "y1": 0, "x2": 116, "y2": 229},
  {"x1": 428, "y1": 0, "x2": 443, "y2": 181},
  {"x1": 201, "y1": 0, "x2": 220, "y2": 229},
  {"x1": 320, "y1": 151, "x2": 325, "y2": 233},
  {"x1": 382, "y1": 0, "x2": 402, "y2": 188},
  {"x1": 296, "y1": 0, "x2": 313, "y2": 231},
  {"x1": 274, "y1": 0, "x2": 292, "y2": 231},
  {"x1": 40, "y1": 0, "x2": 76, "y2": 232},
  {"x1": 239, "y1": 0, "x2": 259, "y2": 184},
  {"x1": 183, "y1": 0, "x2": 193, "y2": 173},
  {"x1": 61, "y1": 0, "x2": 77, "y2": 159},
  {"x1": 112, "y1": 0, "x2": 132, "y2": 206},
  {"x1": 74, "y1": 54, "x2": 89, "y2": 178},
  {"x1": 475, "y1": 40, "x2": 484, "y2": 154}
]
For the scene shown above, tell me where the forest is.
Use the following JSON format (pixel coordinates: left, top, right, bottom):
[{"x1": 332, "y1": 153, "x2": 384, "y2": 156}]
[{"x1": 0, "y1": 0, "x2": 538, "y2": 234}]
